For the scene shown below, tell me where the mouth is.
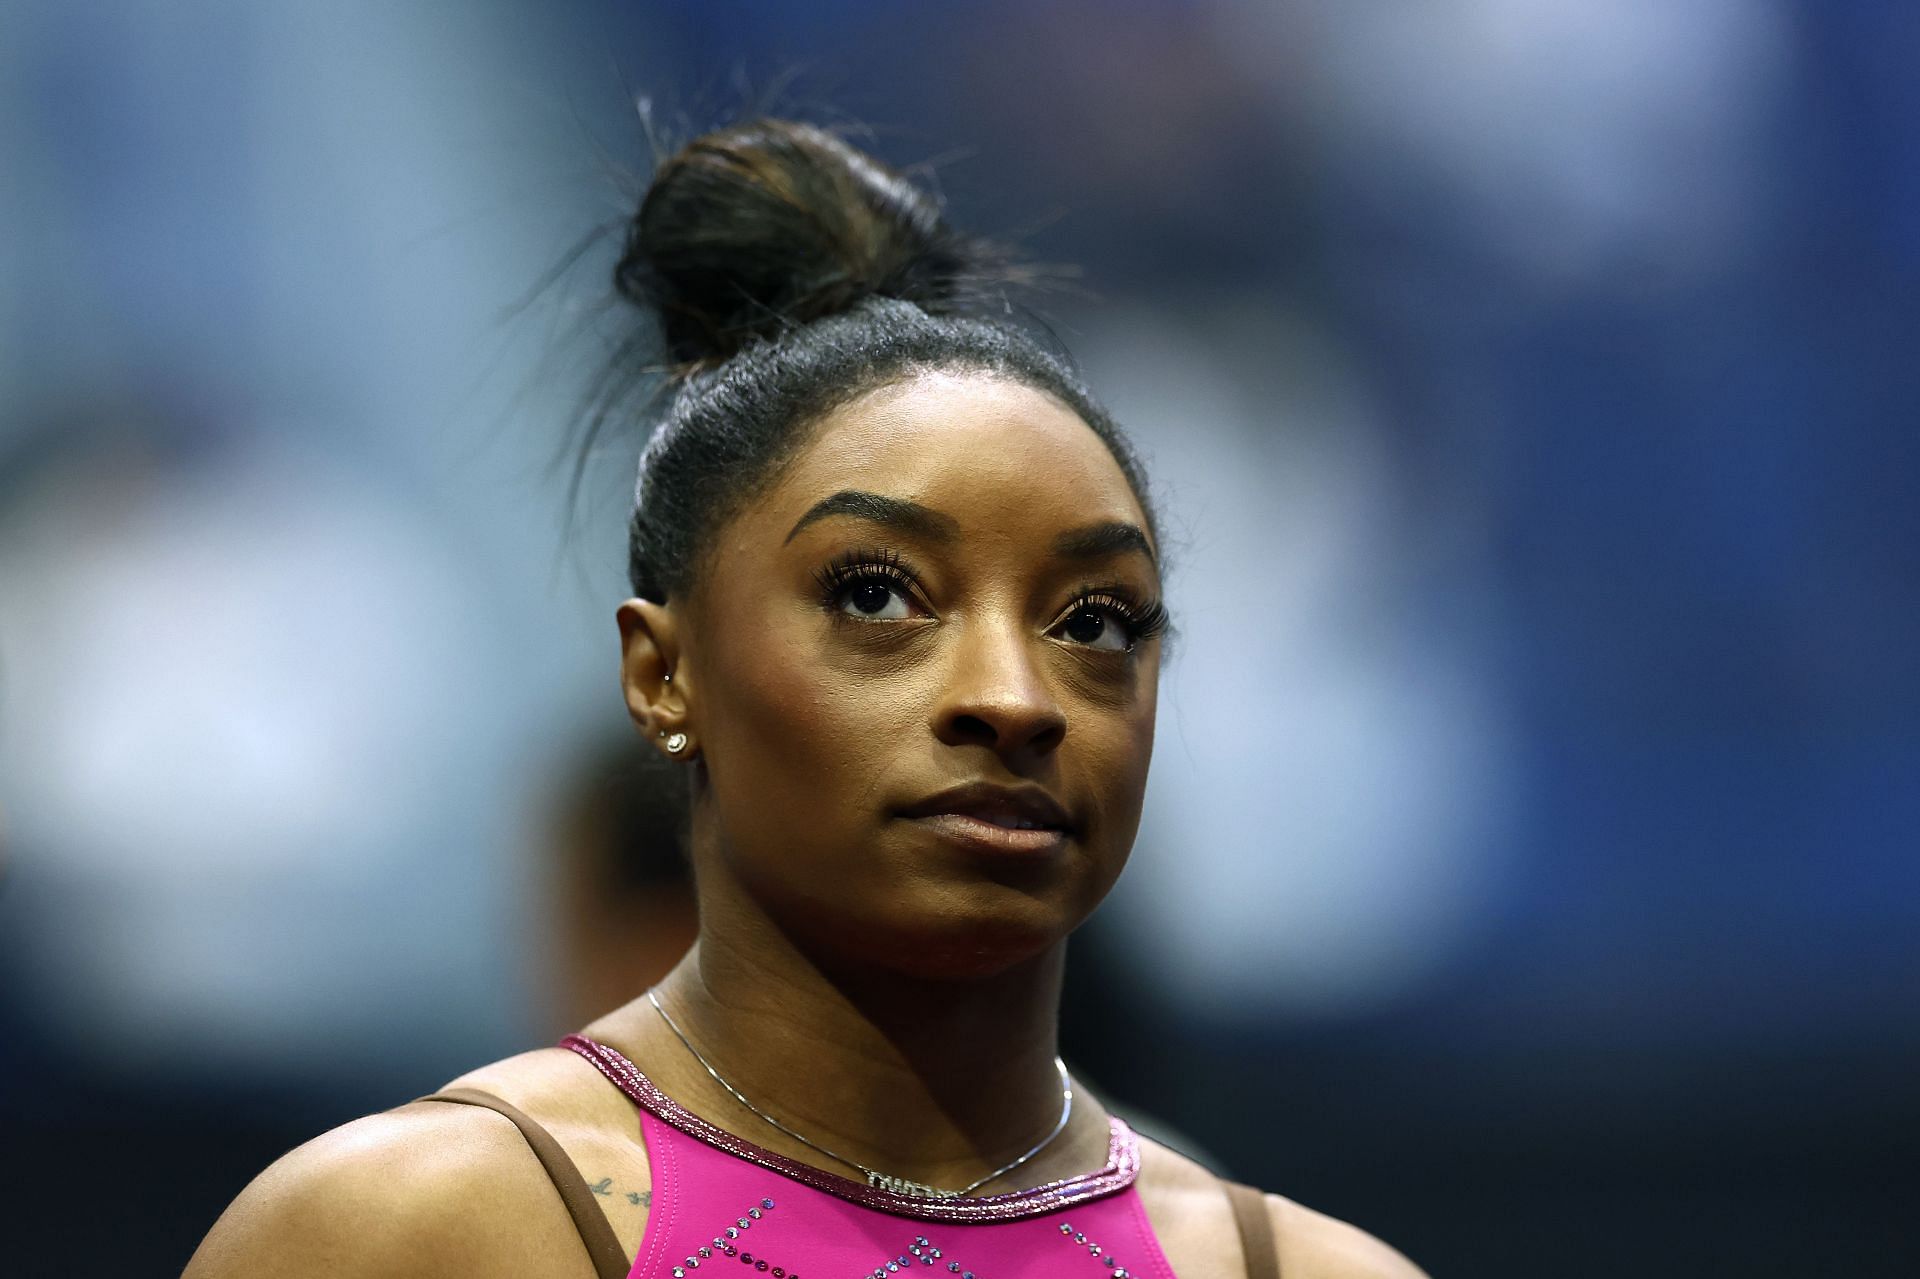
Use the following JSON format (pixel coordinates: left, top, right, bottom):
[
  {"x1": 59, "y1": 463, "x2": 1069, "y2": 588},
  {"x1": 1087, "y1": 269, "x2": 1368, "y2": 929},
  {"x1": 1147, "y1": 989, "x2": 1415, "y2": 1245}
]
[{"x1": 897, "y1": 783, "x2": 1075, "y2": 855}]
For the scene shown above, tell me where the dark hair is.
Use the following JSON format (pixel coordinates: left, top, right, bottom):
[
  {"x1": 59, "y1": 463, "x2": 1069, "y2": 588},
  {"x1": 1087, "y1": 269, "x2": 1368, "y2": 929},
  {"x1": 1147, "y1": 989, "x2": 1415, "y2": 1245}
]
[{"x1": 606, "y1": 119, "x2": 1154, "y2": 602}]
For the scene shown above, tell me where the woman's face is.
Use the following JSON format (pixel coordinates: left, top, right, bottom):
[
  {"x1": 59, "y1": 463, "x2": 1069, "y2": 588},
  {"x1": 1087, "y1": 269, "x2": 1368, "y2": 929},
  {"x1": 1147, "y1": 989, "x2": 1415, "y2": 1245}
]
[{"x1": 648, "y1": 370, "x2": 1163, "y2": 977}]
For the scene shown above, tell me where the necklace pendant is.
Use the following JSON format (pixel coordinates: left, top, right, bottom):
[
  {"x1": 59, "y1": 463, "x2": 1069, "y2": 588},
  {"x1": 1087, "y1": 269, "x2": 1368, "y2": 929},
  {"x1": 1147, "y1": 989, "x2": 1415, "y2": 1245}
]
[{"x1": 867, "y1": 1170, "x2": 959, "y2": 1199}]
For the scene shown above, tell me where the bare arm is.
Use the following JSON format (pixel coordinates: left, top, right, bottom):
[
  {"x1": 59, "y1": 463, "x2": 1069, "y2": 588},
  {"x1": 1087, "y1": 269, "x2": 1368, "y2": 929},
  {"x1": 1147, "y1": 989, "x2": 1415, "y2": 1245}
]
[
  {"x1": 182, "y1": 1104, "x2": 591, "y2": 1279},
  {"x1": 1269, "y1": 1192, "x2": 1428, "y2": 1279},
  {"x1": 1136, "y1": 1135, "x2": 1426, "y2": 1278}
]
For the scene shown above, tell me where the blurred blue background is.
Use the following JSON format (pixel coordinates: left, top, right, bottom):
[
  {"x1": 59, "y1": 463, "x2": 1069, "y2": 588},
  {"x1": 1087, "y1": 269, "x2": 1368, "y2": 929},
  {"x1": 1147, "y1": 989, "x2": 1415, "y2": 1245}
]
[{"x1": 2, "y1": 2, "x2": 1915, "y2": 1274}]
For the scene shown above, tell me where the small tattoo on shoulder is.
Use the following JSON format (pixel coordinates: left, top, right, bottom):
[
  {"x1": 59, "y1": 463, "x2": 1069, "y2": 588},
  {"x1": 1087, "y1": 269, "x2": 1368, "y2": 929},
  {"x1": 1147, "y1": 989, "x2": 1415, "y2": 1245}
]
[{"x1": 584, "y1": 1177, "x2": 648, "y2": 1206}]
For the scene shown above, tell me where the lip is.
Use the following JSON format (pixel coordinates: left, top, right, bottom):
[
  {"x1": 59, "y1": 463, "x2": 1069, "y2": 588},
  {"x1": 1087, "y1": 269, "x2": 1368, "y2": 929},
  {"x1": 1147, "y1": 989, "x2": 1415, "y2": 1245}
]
[{"x1": 898, "y1": 782, "x2": 1075, "y2": 855}]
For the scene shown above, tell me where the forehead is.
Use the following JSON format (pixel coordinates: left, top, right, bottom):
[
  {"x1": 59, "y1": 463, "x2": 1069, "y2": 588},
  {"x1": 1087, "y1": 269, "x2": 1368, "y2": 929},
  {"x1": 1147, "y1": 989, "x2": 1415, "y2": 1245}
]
[{"x1": 765, "y1": 370, "x2": 1148, "y2": 536}]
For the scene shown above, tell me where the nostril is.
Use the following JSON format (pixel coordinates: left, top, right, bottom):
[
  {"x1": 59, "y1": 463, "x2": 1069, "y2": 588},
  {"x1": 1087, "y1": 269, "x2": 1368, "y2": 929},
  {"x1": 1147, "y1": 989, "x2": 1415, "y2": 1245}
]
[
  {"x1": 947, "y1": 712, "x2": 999, "y2": 747},
  {"x1": 1029, "y1": 721, "x2": 1066, "y2": 755}
]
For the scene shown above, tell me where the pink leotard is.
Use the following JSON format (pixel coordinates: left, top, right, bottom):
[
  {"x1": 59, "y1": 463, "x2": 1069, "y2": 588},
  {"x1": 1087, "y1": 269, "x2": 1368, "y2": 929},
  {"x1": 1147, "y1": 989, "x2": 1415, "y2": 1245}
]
[{"x1": 561, "y1": 1034, "x2": 1179, "y2": 1279}]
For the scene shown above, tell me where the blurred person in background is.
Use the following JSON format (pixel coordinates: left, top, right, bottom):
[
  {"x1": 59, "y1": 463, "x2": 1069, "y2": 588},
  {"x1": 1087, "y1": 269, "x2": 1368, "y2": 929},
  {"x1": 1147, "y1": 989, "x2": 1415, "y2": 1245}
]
[
  {"x1": 186, "y1": 120, "x2": 1423, "y2": 1278},
  {"x1": 539, "y1": 737, "x2": 699, "y2": 1038}
]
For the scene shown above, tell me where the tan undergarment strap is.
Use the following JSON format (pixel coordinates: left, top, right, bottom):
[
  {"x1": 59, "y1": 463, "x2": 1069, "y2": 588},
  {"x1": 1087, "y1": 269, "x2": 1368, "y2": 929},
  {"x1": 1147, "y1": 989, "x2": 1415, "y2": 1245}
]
[
  {"x1": 420, "y1": 1088, "x2": 630, "y2": 1279},
  {"x1": 1225, "y1": 1179, "x2": 1282, "y2": 1279}
]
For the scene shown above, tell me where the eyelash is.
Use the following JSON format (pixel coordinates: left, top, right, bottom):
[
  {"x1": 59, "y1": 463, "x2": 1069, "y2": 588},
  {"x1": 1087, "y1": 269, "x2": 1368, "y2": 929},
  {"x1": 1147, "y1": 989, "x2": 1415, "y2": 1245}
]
[
  {"x1": 1061, "y1": 588, "x2": 1171, "y2": 649},
  {"x1": 814, "y1": 550, "x2": 1169, "y2": 650},
  {"x1": 813, "y1": 547, "x2": 923, "y2": 609}
]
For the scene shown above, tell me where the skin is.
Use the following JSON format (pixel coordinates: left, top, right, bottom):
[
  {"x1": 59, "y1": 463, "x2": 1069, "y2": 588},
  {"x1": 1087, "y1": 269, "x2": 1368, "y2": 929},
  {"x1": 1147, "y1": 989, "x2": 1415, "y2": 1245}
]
[{"x1": 185, "y1": 371, "x2": 1424, "y2": 1278}]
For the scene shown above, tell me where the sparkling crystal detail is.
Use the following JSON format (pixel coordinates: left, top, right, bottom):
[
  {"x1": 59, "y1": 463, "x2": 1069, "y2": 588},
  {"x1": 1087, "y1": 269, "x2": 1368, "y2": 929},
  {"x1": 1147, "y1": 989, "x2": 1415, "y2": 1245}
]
[{"x1": 868, "y1": 1170, "x2": 959, "y2": 1199}]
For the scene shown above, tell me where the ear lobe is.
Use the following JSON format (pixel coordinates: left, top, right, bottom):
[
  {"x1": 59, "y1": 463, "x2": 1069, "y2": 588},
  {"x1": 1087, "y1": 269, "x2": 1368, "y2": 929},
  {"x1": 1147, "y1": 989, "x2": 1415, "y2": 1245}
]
[{"x1": 617, "y1": 598, "x2": 689, "y2": 743}]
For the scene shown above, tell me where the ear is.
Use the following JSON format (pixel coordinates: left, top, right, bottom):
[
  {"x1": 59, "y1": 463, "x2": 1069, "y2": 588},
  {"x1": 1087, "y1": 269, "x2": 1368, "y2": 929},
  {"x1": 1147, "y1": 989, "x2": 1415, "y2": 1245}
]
[{"x1": 617, "y1": 598, "x2": 694, "y2": 757}]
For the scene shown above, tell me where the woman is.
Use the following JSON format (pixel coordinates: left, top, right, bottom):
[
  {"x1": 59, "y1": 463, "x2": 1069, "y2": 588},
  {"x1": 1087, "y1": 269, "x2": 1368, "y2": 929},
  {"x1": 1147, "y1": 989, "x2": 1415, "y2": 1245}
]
[{"x1": 186, "y1": 120, "x2": 1424, "y2": 1279}]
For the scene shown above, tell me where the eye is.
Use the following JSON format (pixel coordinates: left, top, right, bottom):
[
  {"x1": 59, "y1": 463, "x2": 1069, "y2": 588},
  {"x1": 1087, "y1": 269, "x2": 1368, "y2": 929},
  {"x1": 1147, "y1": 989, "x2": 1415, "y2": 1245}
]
[
  {"x1": 1057, "y1": 605, "x2": 1131, "y2": 652},
  {"x1": 838, "y1": 575, "x2": 913, "y2": 620},
  {"x1": 1050, "y1": 590, "x2": 1168, "y2": 654},
  {"x1": 814, "y1": 549, "x2": 925, "y2": 623}
]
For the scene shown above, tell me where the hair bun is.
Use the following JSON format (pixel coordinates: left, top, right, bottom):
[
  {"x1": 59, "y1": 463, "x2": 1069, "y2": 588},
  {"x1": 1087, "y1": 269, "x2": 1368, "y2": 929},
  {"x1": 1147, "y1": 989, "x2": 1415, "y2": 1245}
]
[{"x1": 617, "y1": 119, "x2": 1019, "y2": 366}]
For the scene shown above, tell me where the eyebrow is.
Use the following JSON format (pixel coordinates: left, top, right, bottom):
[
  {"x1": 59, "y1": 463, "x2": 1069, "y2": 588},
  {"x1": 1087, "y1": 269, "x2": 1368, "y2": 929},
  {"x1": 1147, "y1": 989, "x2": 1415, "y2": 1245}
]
[
  {"x1": 784, "y1": 490, "x2": 961, "y2": 544},
  {"x1": 785, "y1": 491, "x2": 1157, "y2": 567},
  {"x1": 1052, "y1": 520, "x2": 1157, "y2": 566}
]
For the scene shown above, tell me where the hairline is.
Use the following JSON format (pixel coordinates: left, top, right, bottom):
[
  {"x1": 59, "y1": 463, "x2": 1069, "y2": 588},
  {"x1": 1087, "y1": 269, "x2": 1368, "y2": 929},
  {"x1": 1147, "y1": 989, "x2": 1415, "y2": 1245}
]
[{"x1": 670, "y1": 359, "x2": 1142, "y2": 606}]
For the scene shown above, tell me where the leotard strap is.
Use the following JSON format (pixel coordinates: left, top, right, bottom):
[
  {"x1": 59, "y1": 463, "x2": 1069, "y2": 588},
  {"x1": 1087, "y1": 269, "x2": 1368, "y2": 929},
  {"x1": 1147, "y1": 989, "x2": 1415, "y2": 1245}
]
[
  {"x1": 419, "y1": 1087, "x2": 631, "y2": 1279},
  {"x1": 1225, "y1": 1179, "x2": 1281, "y2": 1278}
]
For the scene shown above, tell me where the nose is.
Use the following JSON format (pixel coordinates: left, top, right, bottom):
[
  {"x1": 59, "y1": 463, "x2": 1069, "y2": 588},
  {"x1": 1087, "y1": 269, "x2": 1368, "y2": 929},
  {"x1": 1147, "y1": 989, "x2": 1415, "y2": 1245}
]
[{"x1": 931, "y1": 618, "x2": 1067, "y2": 760}]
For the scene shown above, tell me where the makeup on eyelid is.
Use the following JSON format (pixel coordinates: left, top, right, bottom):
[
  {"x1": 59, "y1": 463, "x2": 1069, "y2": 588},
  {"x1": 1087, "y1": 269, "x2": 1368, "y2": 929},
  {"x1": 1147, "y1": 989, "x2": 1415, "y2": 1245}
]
[{"x1": 810, "y1": 547, "x2": 1167, "y2": 650}]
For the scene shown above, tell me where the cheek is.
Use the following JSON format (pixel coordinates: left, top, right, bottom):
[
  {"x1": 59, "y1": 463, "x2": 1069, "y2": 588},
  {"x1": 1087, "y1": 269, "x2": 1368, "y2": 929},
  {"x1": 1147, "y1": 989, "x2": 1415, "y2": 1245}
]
[
  {"x1": 1077, "y1": 667, "x2": 1158, "y2": 840},
  {"x1": 696, "y1": 607, "x2": 921, "y2": 839}
]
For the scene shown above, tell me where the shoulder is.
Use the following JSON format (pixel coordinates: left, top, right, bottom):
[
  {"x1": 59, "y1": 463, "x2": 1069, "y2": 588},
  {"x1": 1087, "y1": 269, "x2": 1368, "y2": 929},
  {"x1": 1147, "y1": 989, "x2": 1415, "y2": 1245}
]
[
  {"x1": 1134, "y1": 1135, "x2": 1425, "y2": 1279},
  {"x1": 1264, "y1": 1192, "x2": 1427, "y2": 1279},
  {"x1": 185, "y1": 1049, "x2": 631, "y2": 1279}
]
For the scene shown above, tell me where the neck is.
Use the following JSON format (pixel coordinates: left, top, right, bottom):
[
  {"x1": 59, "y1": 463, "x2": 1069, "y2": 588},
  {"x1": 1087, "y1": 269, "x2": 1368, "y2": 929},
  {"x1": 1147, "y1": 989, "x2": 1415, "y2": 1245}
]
[{"x1": 602, "y1": 897, "x2": 1096, "y2": 1193}]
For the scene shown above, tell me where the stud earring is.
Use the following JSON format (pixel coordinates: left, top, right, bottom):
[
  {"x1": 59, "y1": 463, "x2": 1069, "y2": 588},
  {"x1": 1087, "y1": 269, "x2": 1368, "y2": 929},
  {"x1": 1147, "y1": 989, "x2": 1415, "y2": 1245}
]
[{"x1": 662, "y1": 731, "x2": 689, "y2": 756}]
